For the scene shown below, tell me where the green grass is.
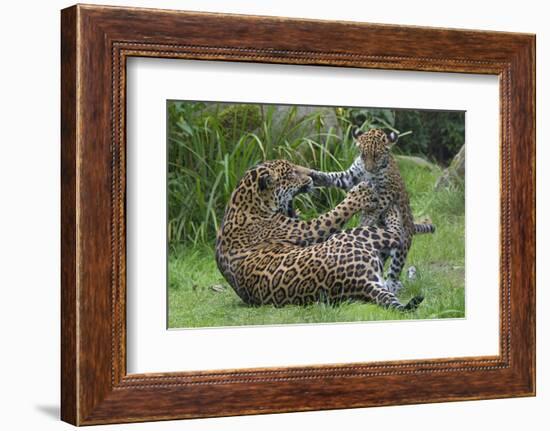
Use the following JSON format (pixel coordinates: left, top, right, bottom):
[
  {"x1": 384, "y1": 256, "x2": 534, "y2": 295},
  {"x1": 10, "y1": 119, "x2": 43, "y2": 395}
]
[{"x1": 168, "y1": 158, "x2": 465, "y2": 328}]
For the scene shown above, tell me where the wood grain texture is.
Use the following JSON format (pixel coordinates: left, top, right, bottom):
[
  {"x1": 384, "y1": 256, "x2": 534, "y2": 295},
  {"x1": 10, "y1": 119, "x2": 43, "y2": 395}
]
[
  {"x1": 60, "y1": 5, "x2": 78, "y2": 425},
  {"x1": 60, "y1": 4, "x2": 536, "y2": 425}
]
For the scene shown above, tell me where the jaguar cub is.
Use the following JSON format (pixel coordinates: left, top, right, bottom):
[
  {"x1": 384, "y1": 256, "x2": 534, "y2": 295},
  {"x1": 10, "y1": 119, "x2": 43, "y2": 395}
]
[
  {"x1": 215, "y1": 160, "x2": 423, "y2": 310},
  {"x1": 310, "y1": 128, "x2": 434, "y2": 292}
]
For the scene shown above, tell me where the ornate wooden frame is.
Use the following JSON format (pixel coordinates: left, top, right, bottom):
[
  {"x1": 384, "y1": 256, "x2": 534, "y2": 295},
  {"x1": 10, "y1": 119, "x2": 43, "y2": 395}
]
[{"x1": 61, "y1": 4, "x2": 535, "y2": 425}]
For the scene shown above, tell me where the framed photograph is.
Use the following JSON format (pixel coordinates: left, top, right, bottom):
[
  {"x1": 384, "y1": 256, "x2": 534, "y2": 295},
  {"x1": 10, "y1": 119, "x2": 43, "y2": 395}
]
[{"x1": 61, "y1": 4, "x2": 535, "y2": 425}]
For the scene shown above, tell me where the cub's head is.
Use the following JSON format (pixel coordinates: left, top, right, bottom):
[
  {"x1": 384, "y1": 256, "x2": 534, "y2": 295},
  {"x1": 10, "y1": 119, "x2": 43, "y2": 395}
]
[
  {"x1": 353, "y1": 128, "x2": 398, "y2": 172},
  {"x1": 237, "y1": 160, "x2": 314, "y2": 217}
]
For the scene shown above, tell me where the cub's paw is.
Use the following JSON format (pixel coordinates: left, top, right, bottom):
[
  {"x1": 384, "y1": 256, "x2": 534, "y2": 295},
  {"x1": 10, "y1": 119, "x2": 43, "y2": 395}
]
[
  {"x1": 384, "y1": 279, "x2": 404, "y2": 294},
  {"x1": 407, "y1": 266, "x2": 417, "y2": 281},
  {"x1": 308, "y1": 170, "x2": 331, "y2": 187}
]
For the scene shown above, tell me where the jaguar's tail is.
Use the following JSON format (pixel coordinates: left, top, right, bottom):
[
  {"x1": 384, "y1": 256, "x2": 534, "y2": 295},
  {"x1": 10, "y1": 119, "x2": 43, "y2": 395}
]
[
  {"x1": 386, "y1": 294, "x2": 424, "y2": 312},
  {"x1": 400, "y1": 295, "x2": 425, "y2": 312}
]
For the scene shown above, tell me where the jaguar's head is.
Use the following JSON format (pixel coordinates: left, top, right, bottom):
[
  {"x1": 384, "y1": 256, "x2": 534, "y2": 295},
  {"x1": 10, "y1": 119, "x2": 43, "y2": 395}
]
[
  {"x1": 239, "y1": 160, "x2": 314, "y2": 217},
  {"x1": 353, "y1": 128, "x2": 398, "y2": 173}
]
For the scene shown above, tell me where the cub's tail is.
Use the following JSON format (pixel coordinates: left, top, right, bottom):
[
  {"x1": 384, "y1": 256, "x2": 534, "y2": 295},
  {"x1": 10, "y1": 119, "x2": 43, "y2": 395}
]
[{"x1": 414, "y1": 223, "x2": 435, "y2": 234}]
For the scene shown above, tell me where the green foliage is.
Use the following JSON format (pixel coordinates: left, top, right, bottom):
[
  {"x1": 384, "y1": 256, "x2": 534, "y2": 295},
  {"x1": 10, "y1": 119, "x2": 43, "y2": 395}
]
[
  {"x1": 166, "y1": 101, "x2": 464, "y2": 249},
  {"x1": 333, "y1": 107, "x2": 464, "y2": 165},
  {"x1": 217, "y1": 103, "x2": 262, "y2": 143},
  {"x1": 394, "y1": 110, "x2": 465, "y2": 164},
  {"x1": 347, "y1": 107, "x2": 397, "y2": 131},
  {"x1": 168, "y1": 158, "x2": 465, "y2": 328},
  {"x1": 167, "y1": 102, "x2": 395, "y2": 246}
]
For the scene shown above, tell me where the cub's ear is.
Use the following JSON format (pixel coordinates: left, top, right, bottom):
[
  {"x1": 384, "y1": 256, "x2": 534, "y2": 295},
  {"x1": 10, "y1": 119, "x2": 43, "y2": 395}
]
[
  {"x1": 258, "y1": 172, "x2": 273, "y2": 191},
  {"x1": 387, "y1": 131, "x2": 398, "y2": 146},
  {"x1": 351, "y1": 126, "x2": 364, "y2": 140}
]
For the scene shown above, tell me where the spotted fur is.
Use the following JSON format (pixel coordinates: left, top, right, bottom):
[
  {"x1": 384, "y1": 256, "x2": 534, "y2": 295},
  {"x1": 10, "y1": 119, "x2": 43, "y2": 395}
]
[
  {"x1": 215, "y1": 160, "x2": 424, "y2": 310},
  {"x1": 310, "y1": 129, "x2": 435, "y2": 290}
]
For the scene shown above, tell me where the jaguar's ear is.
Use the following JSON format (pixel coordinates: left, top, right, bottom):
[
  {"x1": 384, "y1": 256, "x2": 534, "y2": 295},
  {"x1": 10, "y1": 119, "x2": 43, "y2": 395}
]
[{"x1": 258, "y1": 172, "x2": 273, "y2": 191}]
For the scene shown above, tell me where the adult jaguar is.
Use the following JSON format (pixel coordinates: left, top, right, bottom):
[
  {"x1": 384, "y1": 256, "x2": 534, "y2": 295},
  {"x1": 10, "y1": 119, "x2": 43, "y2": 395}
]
[
  {"x1": 309, "y1": 128, "x2": 434, "y2": 293},
  {"x1": 215, "y1": 159, "x2": 424, "y2": 310}
]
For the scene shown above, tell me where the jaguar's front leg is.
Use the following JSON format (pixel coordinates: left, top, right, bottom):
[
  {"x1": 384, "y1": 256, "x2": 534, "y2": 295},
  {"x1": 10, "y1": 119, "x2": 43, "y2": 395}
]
[{"x1": 288, "y1": 180, "x2": 379, "y2": 246}]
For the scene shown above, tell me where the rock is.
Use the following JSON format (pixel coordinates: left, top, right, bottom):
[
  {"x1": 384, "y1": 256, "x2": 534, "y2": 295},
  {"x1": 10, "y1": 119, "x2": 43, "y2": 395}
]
[
  {"x1": 435, "y1": 144, "x2": 465, "y2": 190},
  {"x1": 395, "y1": 155, "x2": 437, "y2": 170},
  {"x1": 415, "y1": 216, "x2": 433, "y2": 225},
  {"x1": 209, "y1": 284, "x2": 227, "y2": 293}
]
